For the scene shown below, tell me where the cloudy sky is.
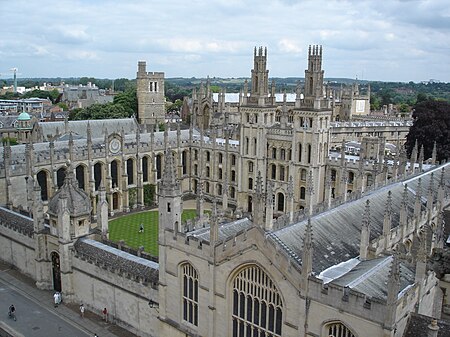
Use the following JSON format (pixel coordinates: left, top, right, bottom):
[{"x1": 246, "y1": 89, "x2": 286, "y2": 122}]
[{"x1": 0, "y1": 0, "x2": 449, "y2": 82}]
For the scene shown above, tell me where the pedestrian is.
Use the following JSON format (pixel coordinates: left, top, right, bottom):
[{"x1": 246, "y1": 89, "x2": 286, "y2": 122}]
[
  {"x1": 8, "y1": 304, "x2": 16, "y2": 321},
  {"x1": 102, "y1": 307, "x2": 108, "y2": 322},
  {"x1": 139, "y1": 223, "x2": 144, "y2": 233},
  {"x1": 94, "y1": 334, "x2": 98, "y2": 337},
  {"x1": 80, "y1": 303, "x2": 85, "y2": 318},
  {"x1": 53, "y1": 292, "x2": 59, "y2": 307}
]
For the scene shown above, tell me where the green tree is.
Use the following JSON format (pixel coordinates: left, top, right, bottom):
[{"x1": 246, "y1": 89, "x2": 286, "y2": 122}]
[
  {"x1": 113, "y1": 89, "x2": 137, "y2": 117},
  {"x1": 405, "y1": 100, "x2": 450, "y2": 162}
]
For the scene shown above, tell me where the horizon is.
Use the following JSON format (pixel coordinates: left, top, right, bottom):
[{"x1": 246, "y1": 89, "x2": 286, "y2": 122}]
[{"x1": 1, "y1": 1, "x2": 449, "y2": 83}]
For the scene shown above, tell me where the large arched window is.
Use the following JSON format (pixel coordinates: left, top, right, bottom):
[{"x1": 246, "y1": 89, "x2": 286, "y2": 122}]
[
  {"x1": 56, "y1": 167, "x2": 66, "y2": 188},
  {"x1": 325, "y1": 322, "x2": 355, "y2": 337},
  {"x1": 127, "y1": 158, "x2": 134, "y2": 185},
  {"x1": 37, "y1": 170, "x2": 48, "y2": 201},
  {"x1": 232, "y1": 265, "x2": 283, "y2": 337},
  {"x1": 142, "y1": 156, "x2": 149, "y2": 182},
  {"x1": 111, "y1": 160, "x2": 119, "y2": 187},
  {"x1": 75, "y1": 165, "x2": 86, "y2": 190},
  {"x1": 182, "y1": 263, "x2": 198, "y2": 326}
]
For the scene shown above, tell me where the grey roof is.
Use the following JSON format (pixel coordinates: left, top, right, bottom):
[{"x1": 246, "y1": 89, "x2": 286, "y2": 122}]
[
  {"x1": 325, "y1": 255, "x2": 414, "y2": 301},
  {"x1": 270, "y1": 163, "x2": 450, "y2": 274},
  {"x1": 74, "y1": 238, "x2": 159, "y2": 283},
  {"x1": 403, "y1": 313, "x2": 450, "y2": 337},
  {"x1": 188, "y1": 218, "x2": 253, "y2": 242},
  {"x1": 37, "y1": 118, "x2": 139, "y2": 141},
  {"x1": 0, "y1": 207, "x2": 34, "y2": 236}
]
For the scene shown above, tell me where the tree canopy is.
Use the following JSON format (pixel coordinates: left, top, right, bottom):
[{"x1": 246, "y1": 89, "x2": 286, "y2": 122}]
[{"x1": 405, "y1": 100, "x2": 450, "y2": 163}]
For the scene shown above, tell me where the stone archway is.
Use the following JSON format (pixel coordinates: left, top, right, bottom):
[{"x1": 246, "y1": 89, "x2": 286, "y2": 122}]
[{"x1": 51, "y1": 251, "x2": 62, "y2": 292}]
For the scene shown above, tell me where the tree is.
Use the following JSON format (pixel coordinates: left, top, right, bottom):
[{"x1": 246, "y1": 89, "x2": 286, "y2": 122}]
[
  {"x1": 113, "y1": 89, "x2": 137, "y2": 117},
  {"x1": 405, "y1": 100, "x2": 450, "y2": 162}
]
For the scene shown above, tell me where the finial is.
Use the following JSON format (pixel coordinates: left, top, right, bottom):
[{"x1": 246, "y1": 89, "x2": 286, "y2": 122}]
[
  {"x1": 362, "y1": 199, "x2": 370, "y2": 229},
  {"x1": 307, "y1": 170, "x2": 314, "y2": 196}
]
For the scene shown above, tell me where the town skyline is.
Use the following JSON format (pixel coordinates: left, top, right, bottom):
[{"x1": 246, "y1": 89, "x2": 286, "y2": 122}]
[{"x1": 1, "y1": 0, "x2": 449, "y2": 83}]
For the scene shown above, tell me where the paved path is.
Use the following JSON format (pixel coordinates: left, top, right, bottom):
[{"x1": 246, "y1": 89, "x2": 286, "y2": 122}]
[{"x1": 0, "y1": 262, "x2": 137, "y2": 337}]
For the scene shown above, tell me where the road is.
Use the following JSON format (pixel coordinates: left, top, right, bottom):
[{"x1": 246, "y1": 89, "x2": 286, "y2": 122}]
[{"x1": 0, "y1": 277, "x2": 91, "y2": 337}]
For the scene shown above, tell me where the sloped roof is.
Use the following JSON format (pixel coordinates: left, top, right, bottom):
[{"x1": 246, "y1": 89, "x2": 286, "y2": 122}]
[
  {"x1": 403, "y1": 313, "x2": 450, "y2": 337},
  {"x1": 188, "y1": 218, "x2": 253, "y2": 242},
  {"x1": 269, "y1": 163, "x2": 449, "y2": 274}
]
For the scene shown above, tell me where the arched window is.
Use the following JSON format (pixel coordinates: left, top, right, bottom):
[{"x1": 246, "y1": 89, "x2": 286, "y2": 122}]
[
  {"x1": 230, "y1": 187, "x2": 236, "y2": 199},
  {"x1": 218, "y1": 153, "x2": 223, "y2": 164},
  {"x1": 206, "y1": 166, "x2": 210, "y2": 178},
  {"x1": 253, "y1": 138, "x2": 257, "y2": 156},
  {"x1": 300, "y1": 187, "x2": 306, "y2": 200},
  {"x1": 111, "y1": 160, "x2": 119, "y2": 188},
  {"x1": 280, "y1": 149, "x2": 285, "y2": 160},
  {"x1": 298, "y1": 143, "x2": 303, "y2": 162},
  {"x1": 219, "y1": 168, "x2": 223, "y2": 180},
  {"x1": 205, "y1": 182, "x2": 210, "y2": 193},
  {"x1": 94, "y1": 163, "x2": 103, "y2": 191},
  {"x1": 231, "y1": 170, "x2": 236, "y2": 182},
  {"x1": 325, "y1": 322, "x2": 355, "y2": 337},
  {"x1": 348, "y1": 171, "x2": 354, "y2": 184},
  {"x1": 248, "y1": 161, "x2": 254, "y2": 173},
  {"x1": 231, "y1": 154, "x2": 236, "y2": 166},
  {"x1": 271, "y1": 165, "x2": 277, "y2": 180},
  {"x1": 279, "y1": 166, "x2": 285, "y2": 181},
  {"x1": 277, "y1": 193, "x2": 284, "y2": 212},
  {"x1": 182, "y1": 151, "x2": 187, "y2": 175},
  {"x1": 127, "y1": 158, "x2": 134, "y2": 185},
  {"x1": 232, "y1": 265, "x2": 283, "y2": 337},
  {"x1": 301, "y1": 169, "x2": 307, "y2": 181},
  {"x1": 142, "y1": 156, "x2": 149, "y2": 182},
  {"x1": 245, "y1": 137, "x2": 249, "y2": 155},
  {"x1": 307, "y1": 144, "x2": 312, "y2": 164},
  {"x1": 206, "y1": 151, "x2": 210, "y2": 162},
  {"x1": 76, "y1": 165, "x2": 86, "y2": 190},
  {"x1": 331, "y1": 169, "x2": 337, "y2": 182},
  {"x1": 156, "y1": 154, "x2": 162, "y2": 179},
  {"x1": 56, "y1": 167, "x2": 66, "y2": 188},
  {"x1": 37, "y1": 171, "x2": 48, "y2": 201},
  {"x1": 182, "y1": 264, "x2": 198, "y2": 326},
  {"x1": 248, "y1": 178, "x2": 253, "y2": 190}
]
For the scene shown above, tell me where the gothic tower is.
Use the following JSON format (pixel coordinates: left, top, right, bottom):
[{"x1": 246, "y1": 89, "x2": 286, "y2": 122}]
[
  {"x1": 136, "y1": 61, "x2": 165, "y2": 125},
  {"x1": 304, "y1": 45, "x2": 324, "y2": 108}
]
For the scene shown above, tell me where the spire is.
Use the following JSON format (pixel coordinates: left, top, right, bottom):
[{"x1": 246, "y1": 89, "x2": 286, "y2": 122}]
[
  {"x1": 383, "y1": 191, "x2": 392, "y2": 236},
  {"x1": 414, "y1": 178, "x2": 422, "y2": 218},
  {"x1": 210, "y1": 198, "x2": 218, "y2": 244},
  {"x1": 307, "y1": 170, "x2": 315, "y2": 216},
  {"x1": 360, "y1": 199, "x2": 371, "y2": 260},
  {"x1": 387, "y1": 254, "x2": 400, "y2": 305},
  {"x1": 427, "y1": 172, "x2": 434, "y2": 209},
  {"x1": 400, "y1": 184, "x2": 409, "y2": 227},
  {"x1": 418, "y1": 145, "x2": 424, "y2": 172},
  {"x1": 302, "y1": 218, "x2": 313, "y2": 281},
  {"x1": 160, "y1": 146, "x2": 179, "y2": 190},
  {"x1": 431, "y1": 141, "x2": 437, "y2": 165}
]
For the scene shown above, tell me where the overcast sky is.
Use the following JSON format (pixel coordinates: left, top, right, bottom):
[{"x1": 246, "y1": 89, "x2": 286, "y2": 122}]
[{"x1": 0, "y1": 0, "x2": 449, "y2": 82}]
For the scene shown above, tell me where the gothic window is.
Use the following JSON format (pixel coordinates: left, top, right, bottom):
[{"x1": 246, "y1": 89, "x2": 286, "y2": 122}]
[
  {"x1": 194, "y1": 150, "x2": 198, "y2": 161},
  {"x1": 206, "y1": 151, "x2": 210, "y2": 162},
  {"x1": 253, "y1": 138, "x2": 257, "y2": 156},
  {"x1": 219, "y1": 168, "x2": 223, "y2": 180},
  {"x1": 156, "y1": 154, "x2": 162, "y2": 180},
  {"x1": 56, "y1": 167, "x2": 66, "y2": 189},
  {"x1": 218, "y1": 184, "x2": 222, "y2": 195},
  {"x1": 348, "y1": 171, "x2": 354, "y2": 184},
  {"x1": 205, "y1": 182, "x2": 210, "y2": 193},
  {"x1": 218, "y1": 153, "x2": 223, "y2": 164},
  {"x1": 254, "y1": 114, "x2": 258, "y2": 124},
  {"x1": 246, "y1": 114, "x2": 250, "y2": 123},
  {"x1": 94, "y1": 162, "x2": 103, "y2": 191},
  {"x1": 248, "y1": 161, "x2": 254, "y2": 173},
  {"x1": 288, "y1": 149, "x2": 292, "y2": 161},
  {"x1": 231, "y1": 155, "x2": 236, "y2": 166},
  {"x1": 300, "y1": 187, "x2": 306, "y2": 200},
  {"x1": 142, "y1": 157, "x2": 149, "y2": 182},
  {"x1": 76, "y1": 165, "x2": 86, "y2": 190},
  {"x1": 111, "y1": 160, "x2": 119, "y2": 188},
  {"x1": 272, "y1": 148, "x2": 277, "y2": 159},
  {"x1": 279, "y1": 166, "x2": 285, "y2": 181},
  {"x1": 248, "y1": 196, "x2": 252, "y2": 212},
  {"x1": 37, "y1": 170, "x2": 48, "y2": 201},
  {"x1": 367, "y1": 174, "x2": 373, "y2": 187},
  {"x1": 248, "y1": 178, "x2": 253, "y2": 190},
  {"x1": 230, "y1": 187, "x2": 236, "y2": 199},
  {"x1": 307, "y1": 144, "x2": 312, "y2": 164},
  {"x1": 325, "y1": 322, "x2": 355, "y2": 337},
  {"x1": 271, "y1": 165, "x2": 276, "y2": 180},
  {"x1": 206, "y1": 166, "x2": 210, "y2": 178},
  {"x1": 127, "y1": 159, "x2": 134, "y2": 185},
  {"x1": 280, "y1": 149, "x2": 285, "y2": 160},
  {"x1": 301, "y1": 169, "x2": 307, "y2": 181},
  {"x1": 231, "y1": 170, "x2": 236, "y2": 182},
  {"x1": 182, "y1": 264, "x2": 199, "y2": 327},
  {"x1": 149, "y1": 82, "x2": 153, "y2": 92},
  {"x1": 154, "y1": 82, "x2": 158, "y2": 92},
  {"x1": 277, "y1": 193, "x2": 285, "y2": 212},
  {"x1": 245, "y1": 137, "x2": 249, "y2": 155},
  {"x1": 298, "y1": 143, "x2": 303, "y2": 162},
  {"x1": 182, "y1": 151, "x2": 187, "y2": 175},
  {"x1": 194, "y1": 164, "x2": 198, "y2": 176},
  {"x1": 232, "y1": 265, "x2": 283, "y2": 337}
]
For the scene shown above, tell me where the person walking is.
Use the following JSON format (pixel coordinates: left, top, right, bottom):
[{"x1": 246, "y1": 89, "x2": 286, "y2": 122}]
[
  {"x1": 79, "y1": 303, "x2": 85, "y2": 318},
  {"x1": 8, "y1": 304, "x2": 16, "y2": 321},
  {"x1": 102, "y1": 307, "x2": 108, "y2": 322},
  {"x1": 53, "y1": 292, "x2": 60, "y2": 307},
  {"x1": 139, "y1": 223, "x2": 144, "y2": 233}
]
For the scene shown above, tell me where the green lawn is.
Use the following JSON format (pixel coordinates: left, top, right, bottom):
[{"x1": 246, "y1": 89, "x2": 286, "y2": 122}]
[{"x1": 109, "y1": 209, "x2": 199, "y2": 256}]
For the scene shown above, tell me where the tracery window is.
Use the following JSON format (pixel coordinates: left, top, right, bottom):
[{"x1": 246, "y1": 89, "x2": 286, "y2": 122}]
[
  {"x1": 232, "y1": 265, "x2": 282, "y2": 337},
  {"x1": 325, "y1": 322, "x2": 355, "y2": 337},
  {"x1": 182, "y1": 264, "x2": 198, "y2": 326}
]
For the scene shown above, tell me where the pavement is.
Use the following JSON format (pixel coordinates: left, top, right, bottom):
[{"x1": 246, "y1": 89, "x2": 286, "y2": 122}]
[{"x1": 0, "y1": 261, "x2": 137, "y2": 337}]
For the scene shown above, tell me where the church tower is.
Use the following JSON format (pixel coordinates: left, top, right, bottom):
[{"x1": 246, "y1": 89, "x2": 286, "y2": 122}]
[
  {"x1": 304, "y1": 45, "x2": 324, "y2": 108},
  {"x1": 136, "y1": 61, "x2": 165, "y2": 125}
]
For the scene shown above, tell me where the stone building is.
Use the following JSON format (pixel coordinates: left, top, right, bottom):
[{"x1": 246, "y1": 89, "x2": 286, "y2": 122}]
[{"x1": 0, "y1": 45, "x2": 449, "y2": 337}]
